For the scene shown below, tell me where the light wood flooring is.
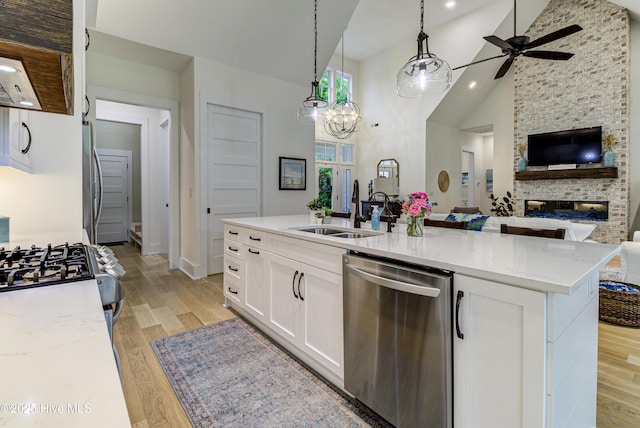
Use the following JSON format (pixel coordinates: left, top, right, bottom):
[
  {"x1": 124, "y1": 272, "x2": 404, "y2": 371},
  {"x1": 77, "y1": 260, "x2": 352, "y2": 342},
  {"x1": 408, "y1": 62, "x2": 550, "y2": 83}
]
[{"x1": 110, "y1": 243, "x2": 640, "y2": 427}]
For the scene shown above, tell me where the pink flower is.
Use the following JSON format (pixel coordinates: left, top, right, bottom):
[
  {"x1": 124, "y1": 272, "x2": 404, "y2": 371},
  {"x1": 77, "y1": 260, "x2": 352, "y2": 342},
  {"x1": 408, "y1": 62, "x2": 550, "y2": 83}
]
[
  {"x1": 402, "y1": 191, "x2": 430, "y2": 217},
  {"x1": 408, "y1": 203, "x2": 422, "y2": 217}
]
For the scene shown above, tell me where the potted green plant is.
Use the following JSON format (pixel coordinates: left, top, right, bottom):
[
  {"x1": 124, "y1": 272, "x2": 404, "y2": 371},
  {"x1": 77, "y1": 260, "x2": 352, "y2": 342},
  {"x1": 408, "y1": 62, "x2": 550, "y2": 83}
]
[
  {"x1": 307, "y1": 198, "x2": 324, "y2": 223},
  {"x1": 489, "y1": 191, "x2": 514, "y2": 217}
]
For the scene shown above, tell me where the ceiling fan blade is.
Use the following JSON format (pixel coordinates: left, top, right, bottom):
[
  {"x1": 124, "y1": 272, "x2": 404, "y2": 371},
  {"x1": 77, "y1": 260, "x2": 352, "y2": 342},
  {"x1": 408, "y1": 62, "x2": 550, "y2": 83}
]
[
  {"x1": 484, "y1": 35, "x2": 514, "y2": 51},
  {"x1": 523, "y1": 50, "x2": 574, "y2": 60},
  {"x1": 495, "y1": 57, "x2": 515, "y2": 79},
  {"x1": 526, "y1": 24, "x2": 582, "y2": 49},
  {"x1": 452, "y1": 54, "x2": 507, "y2": 71}
]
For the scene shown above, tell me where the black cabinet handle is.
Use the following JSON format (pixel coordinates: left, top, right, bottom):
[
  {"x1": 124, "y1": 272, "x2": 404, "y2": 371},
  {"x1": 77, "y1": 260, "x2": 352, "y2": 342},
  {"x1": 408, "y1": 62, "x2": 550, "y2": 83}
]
[
  {"x1": 455, "y1": 290, "x2": 464, "y2": 340},
  {"x1": 228, "y1": 231, "x2": 239, "y2": 235},
  {"x1": 248, "y1": 249, "x2": 260, "y2": 255},
  {"x1": 21, "y1": 122, "x2": 32, "y2": 155},
  {"x1": 228, "y1": 246, "x2": 238, "y2": 252},
  {"x1": 292, "y1": 270, "x2": 299, "y2": 299},
  {"x1": 228, "y1": 266, "x2": 238, "y2": 272},
  {"x1": 298, "y1": 272, "x2": 305, "y2": 301},
  {"x1": 249, "y1": 236, "x2": 261, "y2": 241},
  {"x1": 227, "y1": 287, "x2": 238, "y2": 295}
]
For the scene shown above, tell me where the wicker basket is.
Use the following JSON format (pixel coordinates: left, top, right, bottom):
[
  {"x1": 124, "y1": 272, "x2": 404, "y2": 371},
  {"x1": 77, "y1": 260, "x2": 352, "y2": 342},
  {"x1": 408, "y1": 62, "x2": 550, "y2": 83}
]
[{"x1": 599, "y1": 281, "x2": 640, "y2": 327}]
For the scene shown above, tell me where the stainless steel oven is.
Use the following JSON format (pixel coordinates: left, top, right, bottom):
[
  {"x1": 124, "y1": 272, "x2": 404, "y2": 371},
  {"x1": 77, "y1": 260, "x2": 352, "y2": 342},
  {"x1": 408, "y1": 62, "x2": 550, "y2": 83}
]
[{"x1": 343, "y1": 252, "x2": 452, "y2": 428}]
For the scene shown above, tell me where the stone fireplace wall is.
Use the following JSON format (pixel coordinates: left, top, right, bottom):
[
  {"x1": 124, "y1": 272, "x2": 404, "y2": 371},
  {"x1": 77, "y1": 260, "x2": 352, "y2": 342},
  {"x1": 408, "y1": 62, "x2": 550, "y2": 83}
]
[{"x1": 513, "y1": 0, "x2": 629, "y2": 244}]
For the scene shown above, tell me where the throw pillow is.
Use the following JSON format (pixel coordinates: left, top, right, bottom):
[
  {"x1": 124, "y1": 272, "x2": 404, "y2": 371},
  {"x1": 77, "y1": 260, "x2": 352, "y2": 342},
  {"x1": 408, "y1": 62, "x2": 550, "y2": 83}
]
[{"x1": 465, "y1": 215, "x2": 489, "y2": 231}]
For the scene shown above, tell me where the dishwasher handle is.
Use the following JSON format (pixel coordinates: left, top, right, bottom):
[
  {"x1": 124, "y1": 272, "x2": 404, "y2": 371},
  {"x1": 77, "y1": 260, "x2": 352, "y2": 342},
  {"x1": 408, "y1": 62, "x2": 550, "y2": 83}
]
[{"x1": 345, "y1": 264, "x2": 441, "y2": 298}]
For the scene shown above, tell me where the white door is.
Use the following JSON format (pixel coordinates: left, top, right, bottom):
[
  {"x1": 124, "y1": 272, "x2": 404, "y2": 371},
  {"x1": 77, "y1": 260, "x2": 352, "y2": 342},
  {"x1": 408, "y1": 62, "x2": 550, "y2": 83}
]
[
  {"x1": 96, "y1": 149, "x2": 132, "y2": 244},
  {"x1": 266, "y1": 252, "x2": 300, "y2": 343},
  {"x1": 206, "y1": 104, "x2": 261, "y2": 274}
]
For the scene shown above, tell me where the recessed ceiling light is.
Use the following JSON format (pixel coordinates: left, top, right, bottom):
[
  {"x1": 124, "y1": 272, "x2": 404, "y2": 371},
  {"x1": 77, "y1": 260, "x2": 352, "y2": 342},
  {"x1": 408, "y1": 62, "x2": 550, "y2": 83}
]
[
  {"x1": 445, "y1": 1, "x2": 456, "y2": 9},
  {"x1": 0, "y1": 65, "x2": 17, "y2": 73},
  {"x1": 469, "y1": 81, "x2": 477, "y2": 89},
  {"x1": 19, "y1": 100, "x2": 34, "y2": 107}
]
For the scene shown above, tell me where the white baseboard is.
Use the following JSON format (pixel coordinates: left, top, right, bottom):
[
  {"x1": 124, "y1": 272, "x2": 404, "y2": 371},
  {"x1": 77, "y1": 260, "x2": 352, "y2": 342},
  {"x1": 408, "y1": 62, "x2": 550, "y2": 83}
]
[{"x1": 179, "y1": 257, "x2": 199, "y2": 279}]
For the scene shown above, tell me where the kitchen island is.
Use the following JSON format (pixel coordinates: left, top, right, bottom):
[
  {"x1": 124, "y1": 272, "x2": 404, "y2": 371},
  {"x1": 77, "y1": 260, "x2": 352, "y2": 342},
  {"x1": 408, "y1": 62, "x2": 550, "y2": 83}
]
[
  {"x1": 222, "y1": 215, "x2": 619, "y2": 428},
  {"x1": 0, "y1": 230, "x2": 130, "y2": 428}
]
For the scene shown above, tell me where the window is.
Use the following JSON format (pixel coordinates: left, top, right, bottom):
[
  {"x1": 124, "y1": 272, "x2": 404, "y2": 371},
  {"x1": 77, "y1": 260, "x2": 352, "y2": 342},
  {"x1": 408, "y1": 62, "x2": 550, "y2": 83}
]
[
  {"x1": 315, "y1": 142, "x2": 336, "y2": 162},
  {"x1": 335, "y1": 71, "x2": 352, "y2": 104},
  {"x1": 319, "y1": 67, "x2": 353, "y2": 105},
  {"x1": 341, "y1": 144, "x2": 354, "y2": 164},
  {"x1": 315, "y1": 142, "x2": 356, "y2": 213},
  {"x1": 318, "y1": 69, "x2": 331, "y2": 103}
]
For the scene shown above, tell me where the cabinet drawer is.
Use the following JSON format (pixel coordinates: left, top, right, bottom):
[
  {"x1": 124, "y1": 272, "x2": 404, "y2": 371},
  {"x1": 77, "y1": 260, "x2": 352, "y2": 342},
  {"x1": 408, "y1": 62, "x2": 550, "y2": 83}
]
[
  {"x1": 224, "y1": 277, "x2": 242, "y2": 304},
  {"x1": 224, "y1": 255, "x2": 243, "y2": 281},
  {"x1": 224, "y1": 225, "x2": 245, "y2": 242},
  {"x1": 224, "y1": 240, "x2": 244, "y2": 259},
  {"x1": 270, "y1": 234, "x2": 345, "y2": 274},
  {"x1": 243, "y1": 230, "x2": 267, "y2": 248}
]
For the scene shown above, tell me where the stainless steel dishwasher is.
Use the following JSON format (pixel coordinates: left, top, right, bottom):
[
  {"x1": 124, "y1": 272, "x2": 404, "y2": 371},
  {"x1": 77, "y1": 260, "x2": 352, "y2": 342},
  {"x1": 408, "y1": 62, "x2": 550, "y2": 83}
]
[{"x1": 343, "y1": 252, "x2": 452, "y2": 428}]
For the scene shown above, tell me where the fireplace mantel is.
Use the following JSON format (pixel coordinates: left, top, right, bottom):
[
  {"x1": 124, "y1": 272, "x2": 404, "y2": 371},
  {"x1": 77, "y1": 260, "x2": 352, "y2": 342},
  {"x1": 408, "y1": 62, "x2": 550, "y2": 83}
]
[{"x1": 515, "y1": 167, "x2": 618, "y2": 181}]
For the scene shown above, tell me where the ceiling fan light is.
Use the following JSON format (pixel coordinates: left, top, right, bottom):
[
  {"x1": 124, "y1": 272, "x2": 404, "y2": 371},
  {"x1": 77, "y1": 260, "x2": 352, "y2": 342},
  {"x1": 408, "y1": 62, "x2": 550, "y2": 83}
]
[{"x1": 397, "y1": 55, "x2": 452, "y2": 97}]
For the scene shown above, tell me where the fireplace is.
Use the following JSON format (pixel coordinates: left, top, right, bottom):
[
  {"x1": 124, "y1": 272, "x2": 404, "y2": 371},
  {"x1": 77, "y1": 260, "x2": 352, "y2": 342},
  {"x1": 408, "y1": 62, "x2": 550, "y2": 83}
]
[{"x1": 525, "y1": 200, "x2": 608, "y2": 221}]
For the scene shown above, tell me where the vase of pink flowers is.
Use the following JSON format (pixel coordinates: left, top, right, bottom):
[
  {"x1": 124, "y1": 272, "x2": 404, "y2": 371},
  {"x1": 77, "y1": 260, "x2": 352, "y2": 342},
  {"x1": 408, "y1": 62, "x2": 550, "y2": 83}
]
[{"x1": 402, "y1": 191, "x2": 431, "y2": 237}]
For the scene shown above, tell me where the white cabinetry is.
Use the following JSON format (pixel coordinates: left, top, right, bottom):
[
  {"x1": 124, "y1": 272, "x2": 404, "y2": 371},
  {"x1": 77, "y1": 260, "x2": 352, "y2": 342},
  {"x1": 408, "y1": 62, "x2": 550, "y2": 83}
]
[
  {"x1": 265, "y1": 251, "x2": 343, "y2": 379},
  {"x1": 223, "y1": 227, "x2": 244, "y2": 306},
  {"x1": 454, "y1": 274, "x2": 546, "y2": 427},
  {"x1": 454, "y1": 273, "x2": 599, "y2": 428},
  {"x1": 0, "y1": 108, "x2": 33, "y2": 173}
]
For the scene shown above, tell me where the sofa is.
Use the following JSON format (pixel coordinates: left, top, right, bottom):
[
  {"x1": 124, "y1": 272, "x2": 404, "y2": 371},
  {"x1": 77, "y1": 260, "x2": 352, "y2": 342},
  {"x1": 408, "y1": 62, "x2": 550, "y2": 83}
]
[{"x1": 427, "y1": 213, "x2": 596, "y2": 242}]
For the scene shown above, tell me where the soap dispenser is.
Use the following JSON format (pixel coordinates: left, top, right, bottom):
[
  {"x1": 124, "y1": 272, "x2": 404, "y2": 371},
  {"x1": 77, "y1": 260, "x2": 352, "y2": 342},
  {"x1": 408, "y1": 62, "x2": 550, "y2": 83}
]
[{"x1": 371, "y1": 205, "x2": 380, "y2": 231}]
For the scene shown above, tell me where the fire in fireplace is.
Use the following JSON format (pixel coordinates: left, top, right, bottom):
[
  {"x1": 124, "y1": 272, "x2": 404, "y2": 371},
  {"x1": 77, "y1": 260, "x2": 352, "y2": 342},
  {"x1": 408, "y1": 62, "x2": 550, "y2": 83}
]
[{"x1": 525, "y1": 200, "x2": 608, "y2": 221}]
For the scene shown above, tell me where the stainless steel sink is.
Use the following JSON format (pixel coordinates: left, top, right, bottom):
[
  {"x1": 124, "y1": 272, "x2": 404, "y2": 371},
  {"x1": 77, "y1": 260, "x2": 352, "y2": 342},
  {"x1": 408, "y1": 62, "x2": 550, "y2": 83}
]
[
  {"x1": 332, "y1": 232, "x2": 379, "y2": 239},
  {"x1": 295, "y1": 227, "x2": 346, "y2": 235},
  {"x1": 291, "y1": 226, "x2": 380, "y2": 238}
]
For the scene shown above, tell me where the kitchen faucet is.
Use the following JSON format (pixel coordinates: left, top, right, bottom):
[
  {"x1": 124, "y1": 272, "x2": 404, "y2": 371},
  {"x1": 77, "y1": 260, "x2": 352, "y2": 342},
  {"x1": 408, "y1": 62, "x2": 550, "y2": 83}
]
[
  {"x1": 351, "y1": 179, "x2": 365, "y2": 228},
  {"x1": 369, "y1": 191, "x2": 398, "y2": 232}
]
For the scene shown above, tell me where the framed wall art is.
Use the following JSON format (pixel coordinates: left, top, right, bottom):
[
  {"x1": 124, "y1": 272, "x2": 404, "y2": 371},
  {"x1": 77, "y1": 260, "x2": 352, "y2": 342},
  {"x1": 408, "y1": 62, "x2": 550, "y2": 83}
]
[{"x1": 279, "y1": 157, "x2": 306, "y2": 190}]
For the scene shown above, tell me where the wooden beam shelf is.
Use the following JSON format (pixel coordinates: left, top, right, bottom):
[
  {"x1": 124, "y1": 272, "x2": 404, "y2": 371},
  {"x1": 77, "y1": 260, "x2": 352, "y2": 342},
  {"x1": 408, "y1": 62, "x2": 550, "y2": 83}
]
[{"x1": 515, "y1": 167, "x2": 618, "y2": 181}]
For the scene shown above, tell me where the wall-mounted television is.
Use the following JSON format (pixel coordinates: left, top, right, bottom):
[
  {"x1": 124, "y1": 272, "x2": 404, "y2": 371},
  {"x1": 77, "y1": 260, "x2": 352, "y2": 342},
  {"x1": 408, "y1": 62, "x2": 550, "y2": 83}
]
[{"x1": 527, "y1": 126, "x2": 602, "y2": 167}]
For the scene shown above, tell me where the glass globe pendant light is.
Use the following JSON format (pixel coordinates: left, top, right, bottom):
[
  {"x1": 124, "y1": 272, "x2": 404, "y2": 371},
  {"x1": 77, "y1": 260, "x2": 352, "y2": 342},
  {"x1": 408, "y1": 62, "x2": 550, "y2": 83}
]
[
  {"x1": 297, "y1": 0, "x2": 328, "y2": 124},
  {"x1": 396, "y1": 0, "x2": 452, "y2": 97},
  {"x1": 324, "y1": 35, "x2": 362, "y2": 139}
]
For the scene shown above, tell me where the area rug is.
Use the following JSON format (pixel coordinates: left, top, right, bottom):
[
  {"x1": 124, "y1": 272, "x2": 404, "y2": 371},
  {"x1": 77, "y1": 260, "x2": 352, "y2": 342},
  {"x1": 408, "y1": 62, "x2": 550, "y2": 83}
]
[{"x1": 151, "y1": 317, "x2": 390, "y2": 427}]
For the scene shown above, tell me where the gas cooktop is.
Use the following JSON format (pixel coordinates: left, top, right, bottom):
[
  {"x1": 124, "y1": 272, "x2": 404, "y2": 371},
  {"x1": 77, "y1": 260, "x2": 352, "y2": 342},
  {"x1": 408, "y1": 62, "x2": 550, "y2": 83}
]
[{"x1": 0, "y1": 242, "x2": 94, "y2": 292}]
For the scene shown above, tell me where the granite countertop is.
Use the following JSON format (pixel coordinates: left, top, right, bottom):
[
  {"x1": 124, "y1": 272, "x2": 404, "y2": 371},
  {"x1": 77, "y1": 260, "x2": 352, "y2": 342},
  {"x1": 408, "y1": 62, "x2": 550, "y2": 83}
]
[
  {"x1": 0, "y1": 230, "x2": 130, "y2": 427},
  {"x1": 223, "y1": 215, "x2": 620, "y2": 295}
]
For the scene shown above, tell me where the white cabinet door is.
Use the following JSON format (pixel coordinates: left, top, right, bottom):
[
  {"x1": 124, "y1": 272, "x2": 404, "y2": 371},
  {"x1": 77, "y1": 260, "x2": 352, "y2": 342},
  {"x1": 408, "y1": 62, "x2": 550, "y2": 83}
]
[
  {"x1": 266, "y1": 252, "x2": 301, "y2": 343},
  {"x1": 299, "y1": 263, "x2": 343, "y2": 378},
  {"x1": 265, "y1": 251, "x2": 344, "y2": 379},
  {"x1": 0, "y1": 108, "x2": 32, "y2": 173},
  {"x1": 244, "y1": 245, "x2": 267, "y2": 321},
  {"x1": 454, "y1": 274, "x2": 545, "y2": 428}
]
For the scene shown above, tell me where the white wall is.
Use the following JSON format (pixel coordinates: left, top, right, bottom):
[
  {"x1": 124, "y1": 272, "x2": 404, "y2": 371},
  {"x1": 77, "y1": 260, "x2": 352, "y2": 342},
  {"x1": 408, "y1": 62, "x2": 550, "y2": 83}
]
[
  {"x1": 425, "y1": 121, "x2": 488, "y2": 213},
  {"x1": 355, "y1": 1, "x2": 513, "y2": 198},
  {"x1": 182, "y1": 56, "x2": 316, "y2": 278},
  {"x1": 86, "y1": 52, "x2": 180, "y2": 101},
  {"x1": 461, "y1": 75, "x2": 515, "y2": 205},
  {"x1": 0, "y1": 0, "x2": 84, "y2": 238}
]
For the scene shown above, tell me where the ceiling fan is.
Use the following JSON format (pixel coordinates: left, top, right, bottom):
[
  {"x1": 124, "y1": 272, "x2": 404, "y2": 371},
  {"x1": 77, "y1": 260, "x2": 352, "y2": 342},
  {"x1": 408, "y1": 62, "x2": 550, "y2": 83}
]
[{"x1": 453, "y1": 0, "x2": 582, "y2": 79}]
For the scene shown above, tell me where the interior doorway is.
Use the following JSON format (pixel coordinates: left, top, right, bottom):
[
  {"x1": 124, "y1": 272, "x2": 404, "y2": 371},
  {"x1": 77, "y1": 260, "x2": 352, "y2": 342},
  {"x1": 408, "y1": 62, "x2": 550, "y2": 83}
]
[
  {"x1": 95, "y1": 99, "x2": 171, "y2": 257},
  {"x1": 461, "y1": 149, "x2": 475, "y2": 207}
]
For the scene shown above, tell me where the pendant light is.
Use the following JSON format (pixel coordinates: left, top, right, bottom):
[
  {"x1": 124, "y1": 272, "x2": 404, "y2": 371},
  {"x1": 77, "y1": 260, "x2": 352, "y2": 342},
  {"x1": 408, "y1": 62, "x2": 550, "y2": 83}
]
[
  {"x1": 324, "y1": 35, "x2": 362, "y2": 139},
  {"x1": 396, "y1": 0, "x2": 451, "y2": 97},
  {"x1": 297, "y1": 0, "x2": 328, "y2": 124}
]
